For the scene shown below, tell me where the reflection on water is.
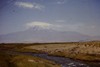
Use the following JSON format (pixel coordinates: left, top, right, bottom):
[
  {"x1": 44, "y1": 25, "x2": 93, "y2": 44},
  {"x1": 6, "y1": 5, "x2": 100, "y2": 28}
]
[
  {"x1": 7, "y1": 51, "x2": 100, "y2": 67},
  {"x1": 30, "y1": 53, "x2": 89, "y2": 67}
]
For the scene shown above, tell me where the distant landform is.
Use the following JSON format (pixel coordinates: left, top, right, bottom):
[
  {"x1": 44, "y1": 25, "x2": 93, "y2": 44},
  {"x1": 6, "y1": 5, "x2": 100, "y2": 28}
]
[{"x1": 0, "y1": 27, "x2": 100, "y2": 43}]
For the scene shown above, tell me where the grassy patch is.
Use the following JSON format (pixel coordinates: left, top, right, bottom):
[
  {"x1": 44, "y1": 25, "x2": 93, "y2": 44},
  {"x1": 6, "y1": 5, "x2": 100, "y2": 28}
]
[
  {"x1": 0, "y1": 51, "x2": 60, "y2": 67},
  {"x1": 10, "y1": 55, "x2": 60, "y2": 67}
]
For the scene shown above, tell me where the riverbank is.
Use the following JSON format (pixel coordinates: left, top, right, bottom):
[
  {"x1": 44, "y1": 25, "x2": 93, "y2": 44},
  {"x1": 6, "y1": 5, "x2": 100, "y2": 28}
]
[
  {"x1": 0, "y1": 51, "x2": 60, "y2": 67},
  {"x1": 0, "y1": 41, "x2": 100, "y2": 67},
  {"x1": 21, "y1": 41, "x2": 100, "y2": 61}
]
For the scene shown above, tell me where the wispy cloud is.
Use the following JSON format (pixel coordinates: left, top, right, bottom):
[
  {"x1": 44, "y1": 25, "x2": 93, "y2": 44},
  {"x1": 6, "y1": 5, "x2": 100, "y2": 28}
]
[
  {"x1": 15, "y1": 2, "x2": 33, "y2": 8},
  {"x1": 15, "y1": 2, "x2": 45, "y2": 10},
  {"x1": 26, "y1": 22, "x2": 52, "y2": 29},
  {"x1": 56, "y1": 0, "x2": 66, "y2": 4},
  {"x1": 25, "y1": 21, "x2": 84, "y2": 32},
  {"x1": 26, "y1": 21, "x2": 62, "y2": 30}
]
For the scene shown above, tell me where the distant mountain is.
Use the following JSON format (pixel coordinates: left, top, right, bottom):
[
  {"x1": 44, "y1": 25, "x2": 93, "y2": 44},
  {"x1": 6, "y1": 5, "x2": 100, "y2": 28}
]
[
  {"x1": 0, "y1": 27, "x2": 91, "y2": 43},
  {"x1": 90, "y1": 36, "x2": 100, "y2": 41}
]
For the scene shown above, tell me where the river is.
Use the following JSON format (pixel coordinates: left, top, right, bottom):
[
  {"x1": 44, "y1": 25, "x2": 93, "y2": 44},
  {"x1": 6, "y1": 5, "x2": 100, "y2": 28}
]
[{"x1": 7, "y1": 51, "x2": 100, "y2": 67}]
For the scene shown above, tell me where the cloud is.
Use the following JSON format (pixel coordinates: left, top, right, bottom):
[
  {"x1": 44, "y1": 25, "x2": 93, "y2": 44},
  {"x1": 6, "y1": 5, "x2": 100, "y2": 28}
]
[
  {"x1": 25, "y1": 21, "x2": 83, "y2": 32},
  {"x1": 15, "y1": 2, "x2": 33, "y2": 8},
  {"x1": 26, "y1": 22, "x2": 52, "y2": 29},
  {"x1": 25, "y1": 21, "x2": 100, "y2": 36},
  {"x1": 26, "y1": 21, "x2": 62, "y2": 30},
  {"x1": 15, "y1": 2, "x2": 44, "y2": 10},
  {"x1": 56, "y1": 0, "x2": 66, "y2": 4}
]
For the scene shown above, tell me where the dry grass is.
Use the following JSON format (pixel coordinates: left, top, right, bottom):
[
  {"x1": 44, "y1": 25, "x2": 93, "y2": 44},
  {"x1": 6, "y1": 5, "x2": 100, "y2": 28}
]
[
  {"x1": 0, "y1": 43, "x2": 61, "y2": 67},
  {"x1": 23, "y1": 41, "x2": 100, "y2": 61},
  {"x1": 0, "y1": 41, "x2": 100, "y2": 62},
  {"x1": 10, "y1": 55, "x2": 60, "y2": 67},
  {"x1": 0, "y1": 52, "x2": 60, "y2": 67}
]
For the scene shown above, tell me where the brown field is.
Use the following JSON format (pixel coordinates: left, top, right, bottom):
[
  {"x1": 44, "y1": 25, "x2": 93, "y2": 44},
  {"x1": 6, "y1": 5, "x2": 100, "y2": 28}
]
[
  {"x1": 20, "y1": 41, "x2": 100, "y2": 61},
  {"x1": 0, "y1": 41, "x2": 100, "y2": 67}
]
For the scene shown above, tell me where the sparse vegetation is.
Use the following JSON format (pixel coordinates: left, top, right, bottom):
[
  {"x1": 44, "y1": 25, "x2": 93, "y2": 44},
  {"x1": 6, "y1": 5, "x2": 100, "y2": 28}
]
[
  {"x1": 0, "y1": 41, "x2": 100, "y2": 67},
  {"x1": 0, "y1": 52, "x2": 60, "y2": 67},
  {"x1": 0, "y1": 43, "x2": 61, "y2": 67},
  {"x1": 22, "y1": 41, "x2": 100, "y2": 61},
  {"x1": 11, "y1": 55, "x2": 60, "y2": 67}
]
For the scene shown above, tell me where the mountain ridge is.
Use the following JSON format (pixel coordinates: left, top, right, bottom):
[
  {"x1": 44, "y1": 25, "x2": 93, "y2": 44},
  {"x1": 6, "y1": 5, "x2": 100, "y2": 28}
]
[{"x1": 0, "y1": 27, "x2": 98, "y2": 43}]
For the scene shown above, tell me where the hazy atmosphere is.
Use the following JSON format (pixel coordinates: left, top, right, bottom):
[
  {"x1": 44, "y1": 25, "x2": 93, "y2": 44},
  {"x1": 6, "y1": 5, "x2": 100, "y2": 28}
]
[{"x1": 0, "y1": 0, "x2": 100, "y2": 42}]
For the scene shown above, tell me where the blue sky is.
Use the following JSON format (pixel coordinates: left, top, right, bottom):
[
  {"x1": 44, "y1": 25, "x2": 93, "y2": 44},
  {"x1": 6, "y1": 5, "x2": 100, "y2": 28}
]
[{"x1": 0, "y1": 0, "x2": 100, "y2": 36}]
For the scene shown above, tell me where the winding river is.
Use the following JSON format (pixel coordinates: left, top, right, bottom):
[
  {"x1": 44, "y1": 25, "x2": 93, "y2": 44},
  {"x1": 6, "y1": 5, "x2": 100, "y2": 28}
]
[{"x1": 7, "y1": 51, "x2": 100, "y2": 67}]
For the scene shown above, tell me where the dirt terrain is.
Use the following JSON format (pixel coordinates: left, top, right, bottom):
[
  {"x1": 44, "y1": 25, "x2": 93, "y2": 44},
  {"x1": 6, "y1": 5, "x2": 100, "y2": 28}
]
[
  {"x1": 23, "y1": 41, "x2": 100, "y2": 61},
  {"x1": 0, "y1": 41, "x2": 100, "y2": 67}
]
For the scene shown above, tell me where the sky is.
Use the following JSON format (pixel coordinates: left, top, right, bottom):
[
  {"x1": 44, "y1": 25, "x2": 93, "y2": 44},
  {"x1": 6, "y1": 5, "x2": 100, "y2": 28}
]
[{"x1": 0, "y1": 0, "x2": 100, "y2": 36}]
